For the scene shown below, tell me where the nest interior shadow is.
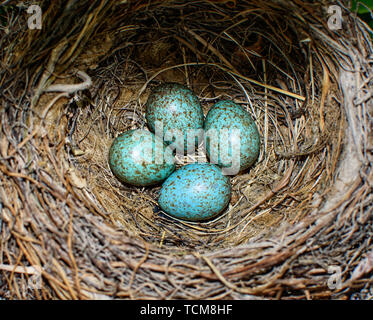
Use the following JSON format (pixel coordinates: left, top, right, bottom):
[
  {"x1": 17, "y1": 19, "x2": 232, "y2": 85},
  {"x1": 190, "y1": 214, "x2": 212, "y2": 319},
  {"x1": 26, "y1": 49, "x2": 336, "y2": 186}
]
[{"x1": 0, "y1": 0, "x2": 372, "y2": 299}]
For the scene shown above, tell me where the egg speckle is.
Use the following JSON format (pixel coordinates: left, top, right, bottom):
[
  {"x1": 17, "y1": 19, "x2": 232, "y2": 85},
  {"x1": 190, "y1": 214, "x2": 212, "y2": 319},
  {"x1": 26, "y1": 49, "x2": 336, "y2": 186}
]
[
  {"x1": 204, "y1": 100, "x2": 260, "y2": 174},
  {"x1": 158, "y1": 163, "x2": 231, "y2": 221},
  {"x1": 146, "y1": 83, "x2": 204, "y2": 153},
  {"x1": 109, "y1": 129, "x2": 175, "y2": 186}
]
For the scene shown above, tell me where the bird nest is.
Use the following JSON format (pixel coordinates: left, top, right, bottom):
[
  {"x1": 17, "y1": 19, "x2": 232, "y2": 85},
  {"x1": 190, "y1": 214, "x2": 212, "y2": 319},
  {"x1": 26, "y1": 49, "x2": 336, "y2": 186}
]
[{"x1": 0, "y1": 0, "x2": 372, "y2": 299}]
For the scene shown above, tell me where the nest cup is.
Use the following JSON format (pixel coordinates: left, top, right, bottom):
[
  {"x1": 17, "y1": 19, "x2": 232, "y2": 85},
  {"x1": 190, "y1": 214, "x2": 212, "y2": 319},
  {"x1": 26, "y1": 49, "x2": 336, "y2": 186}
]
[{"x1": 0, "y1": 0, "x2": 372, "y2": 299}]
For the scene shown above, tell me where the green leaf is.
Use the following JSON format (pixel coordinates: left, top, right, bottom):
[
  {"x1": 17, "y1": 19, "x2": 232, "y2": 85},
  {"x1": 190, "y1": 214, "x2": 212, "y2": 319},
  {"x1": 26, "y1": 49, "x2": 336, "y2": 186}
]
[{"x1": 351, "y1": 0, "x2": 373, "y2": 13}]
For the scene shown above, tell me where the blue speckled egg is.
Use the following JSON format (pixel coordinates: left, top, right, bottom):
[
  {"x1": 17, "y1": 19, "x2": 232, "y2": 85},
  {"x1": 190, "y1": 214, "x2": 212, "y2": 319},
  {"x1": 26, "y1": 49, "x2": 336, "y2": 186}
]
[
  {"x1": 109, "y1": 129, "x2": 175, "y2": 187},
  {"x1": 204, "y1": 100, "x2": 260, "y2": 175},
  {"x1": 146, "y1": 83, "x2": 204, "y2": 154},
  {"x1": 158, "y1": 163, "x2": 231, "y2": 221}
]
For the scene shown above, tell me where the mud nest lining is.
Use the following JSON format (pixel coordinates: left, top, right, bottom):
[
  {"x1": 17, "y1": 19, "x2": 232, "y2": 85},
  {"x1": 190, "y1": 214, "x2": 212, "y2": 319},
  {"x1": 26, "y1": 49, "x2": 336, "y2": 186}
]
[{"x1": 0, "y1": 0, "x2": 372, "y2": 299}]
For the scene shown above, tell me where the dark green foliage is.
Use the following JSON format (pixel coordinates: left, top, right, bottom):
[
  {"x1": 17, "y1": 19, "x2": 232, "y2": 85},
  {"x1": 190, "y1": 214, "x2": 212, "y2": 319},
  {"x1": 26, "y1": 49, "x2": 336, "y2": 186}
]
[{"x1": 351, "y1": 0, "x2": 373, "y2": 31}]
